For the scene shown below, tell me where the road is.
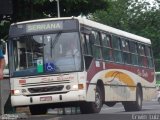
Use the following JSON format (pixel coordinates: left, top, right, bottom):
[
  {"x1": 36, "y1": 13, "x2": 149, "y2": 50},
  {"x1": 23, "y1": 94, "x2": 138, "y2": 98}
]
[{"x1": 4, "y1": 101, "x2": 160, "y2": 120}]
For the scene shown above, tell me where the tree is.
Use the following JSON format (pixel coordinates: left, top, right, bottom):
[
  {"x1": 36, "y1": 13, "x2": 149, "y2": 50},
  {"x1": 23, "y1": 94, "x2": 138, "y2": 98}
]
[
  {"x1": 90, "y1": 0, "x2": 130, "y2": 31},
  {"x1": 10, "y1": 0, "x2": 108, "y2": 22}
]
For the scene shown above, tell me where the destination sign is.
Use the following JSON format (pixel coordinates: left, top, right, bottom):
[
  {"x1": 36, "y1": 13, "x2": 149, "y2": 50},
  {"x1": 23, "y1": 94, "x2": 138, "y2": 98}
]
[
  {"x1": 9, "y1": 19, "x2": 78, "y2": 37},
  {"x1": 26, "y1": 21, "x2": 63, "y2": 33}
]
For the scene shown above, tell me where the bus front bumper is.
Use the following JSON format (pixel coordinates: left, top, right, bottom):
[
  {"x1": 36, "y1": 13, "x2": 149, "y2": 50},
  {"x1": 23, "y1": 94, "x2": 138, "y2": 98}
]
[{"x1": 11, "y1": 90, "x2": 86, "y2": 107}]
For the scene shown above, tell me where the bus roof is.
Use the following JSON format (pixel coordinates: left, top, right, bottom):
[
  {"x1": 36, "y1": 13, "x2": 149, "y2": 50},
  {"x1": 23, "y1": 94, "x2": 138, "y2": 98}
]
[{"x1": 11, "y1": 17, "x2": 151, "y2": 44}]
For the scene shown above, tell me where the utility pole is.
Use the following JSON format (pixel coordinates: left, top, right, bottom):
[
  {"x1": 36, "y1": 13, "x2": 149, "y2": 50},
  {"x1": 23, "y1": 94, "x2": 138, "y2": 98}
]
[{"x1": 56, "y1": 0, "x2": 60, "y2": 17}]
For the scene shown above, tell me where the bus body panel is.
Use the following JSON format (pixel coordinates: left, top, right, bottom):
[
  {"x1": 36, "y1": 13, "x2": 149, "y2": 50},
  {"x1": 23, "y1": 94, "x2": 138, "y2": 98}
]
[
  {"x1": 10, "y1": 72, "x2": 87, "y2": 106},
  {"x1": 86, "y1": 60, "x2": 155, "y2": 102},
  {"x1": 86, "y1": 68, "x2": 155, "y2": 102},
  {"x1": 11, "y1": 90, "x2": 86, "y2": 106}
]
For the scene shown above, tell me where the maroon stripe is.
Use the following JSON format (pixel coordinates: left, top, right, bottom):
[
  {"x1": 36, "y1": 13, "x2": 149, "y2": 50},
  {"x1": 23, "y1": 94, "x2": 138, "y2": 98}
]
[{"x1": 86, "y1": 60, "x2": 154, "y2": 89}]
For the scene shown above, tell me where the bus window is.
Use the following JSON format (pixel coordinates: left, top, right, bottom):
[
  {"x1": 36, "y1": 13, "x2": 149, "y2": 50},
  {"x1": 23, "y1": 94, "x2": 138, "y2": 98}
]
[
  {"x1": 112, "y1": 35, "x2": 123, "y2": 63},
  {"x1": 81, "y1": 33, "x2": 92, "y2": 55},
  {"x1": 92, "y1": 31, "x2": 102, "y2": 59},
  {"x1": 121, "y1": 38, "x2": 131, "y2": 64},
  {"x1": 85, "y1": 35, "x2": 92, "y2": 55},
  {"x1": 44, "y1": 32, "x2": 81, "y2": 72},
  {"x1": 130, "y1": 41, "x2": 139, "y2": 65},
  {"x1": 13, "y1": 36, "x2": 43, "y2": 71},
  {"x1": 138, "y1": 44, "x2": 148, "y2": 67},
  {"x1": 92, "y1": 31, "x2": 100, "y2": 45},
  {"x1": 101, "y1": 33, "x2": 113, "y2": 61},
  {"x1": 81, "y1": 34, "x2": 87, "y2": 54},
  {"x1": 146, "y1": 46, "x2": 154, "y2": 68}
]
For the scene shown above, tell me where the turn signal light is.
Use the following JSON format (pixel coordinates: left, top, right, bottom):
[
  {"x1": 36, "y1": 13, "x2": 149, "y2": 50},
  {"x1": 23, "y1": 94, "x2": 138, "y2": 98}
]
[{"x1": 78, "y1": 84, "x2": 84, "y2": 89}]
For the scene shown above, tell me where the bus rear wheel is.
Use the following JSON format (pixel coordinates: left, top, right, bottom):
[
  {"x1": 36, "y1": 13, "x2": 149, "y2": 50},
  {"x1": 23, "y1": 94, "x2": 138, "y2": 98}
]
[
  {"x1": 123, "y1": 86, "x2": 142, "y2": 111},
  {"x1": 80, "y1": 86, "x2": 102, "y2": 114},
  {"x1": 29, "y1": 105, "x2": 48, "y2": 115}
]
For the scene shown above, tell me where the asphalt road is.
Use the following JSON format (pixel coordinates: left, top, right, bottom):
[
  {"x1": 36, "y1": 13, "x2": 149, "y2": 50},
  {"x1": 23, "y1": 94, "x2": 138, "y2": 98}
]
[
  {"x1": 2, "y1": 101, "x2": 159, "y2": 120},
  {"x1": 24, "y1": 101, "x2": 160, "y2": 120}
]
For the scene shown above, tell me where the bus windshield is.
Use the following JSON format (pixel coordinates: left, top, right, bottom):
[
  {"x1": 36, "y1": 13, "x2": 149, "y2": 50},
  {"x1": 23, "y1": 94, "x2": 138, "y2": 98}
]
[{"x1": 11, "y1": 32, "x2": 81, "y2": 77}]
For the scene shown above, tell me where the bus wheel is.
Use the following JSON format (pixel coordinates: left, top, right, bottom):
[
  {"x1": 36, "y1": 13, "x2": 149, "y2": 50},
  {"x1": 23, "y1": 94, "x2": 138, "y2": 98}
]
[
  {"x1": 123, "y1": 86, "x2": 142, "y2": 111},
  {"x1": 80, "y1": 86, "x2": 102, "y2": 114},
  {"x1": 29, "y1": 105, "x2": 48, "y2": 115}
]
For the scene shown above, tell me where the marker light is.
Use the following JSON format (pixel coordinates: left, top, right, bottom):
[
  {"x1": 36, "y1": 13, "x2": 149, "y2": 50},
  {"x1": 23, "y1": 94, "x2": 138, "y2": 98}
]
[
  {"x1": 72, "y1": 84, "x2": 84, "y2": 90},
  {"x1": 78, "y1": 84, "x2": 84, "y2": 89}
]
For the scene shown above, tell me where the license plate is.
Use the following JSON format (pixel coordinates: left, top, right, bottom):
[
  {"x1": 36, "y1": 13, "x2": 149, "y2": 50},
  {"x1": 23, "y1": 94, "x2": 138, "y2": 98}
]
[{"x1": 40, "y1": 96, "x2": 52, "y2": 101}]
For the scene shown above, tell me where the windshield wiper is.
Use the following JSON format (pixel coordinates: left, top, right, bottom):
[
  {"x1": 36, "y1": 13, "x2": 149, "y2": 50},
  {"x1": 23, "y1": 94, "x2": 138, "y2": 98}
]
[{"x1": 51, "y1": 32, "x2": 62, "y2": 57}]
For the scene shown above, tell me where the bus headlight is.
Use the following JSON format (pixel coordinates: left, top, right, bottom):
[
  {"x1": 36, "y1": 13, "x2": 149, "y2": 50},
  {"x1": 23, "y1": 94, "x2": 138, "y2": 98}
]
[
  {"x1": 72, "y1": 85, "x2": 78, "y2": 90},
  {"x1": 12, "y1": 89, "x2": 21, "y2": 95}
]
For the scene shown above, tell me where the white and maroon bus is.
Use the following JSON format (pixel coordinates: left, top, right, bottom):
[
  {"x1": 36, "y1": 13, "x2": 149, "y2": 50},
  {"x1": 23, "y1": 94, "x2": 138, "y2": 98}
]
[{"x1": 8, "y1": 17, "x2": 156, "y2": 115}]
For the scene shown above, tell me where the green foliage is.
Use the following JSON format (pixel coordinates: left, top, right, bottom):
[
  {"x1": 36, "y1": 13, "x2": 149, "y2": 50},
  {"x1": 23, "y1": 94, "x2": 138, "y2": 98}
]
[
  {"x1": 0, "y1": 21, "x2": 10, "y2": 40},
  {"x1": 91, "y1": 0, "x2": 129, "y2": 30},
  {"x1": 10, "y1": 0, "x2": 108, "y2": 22}
]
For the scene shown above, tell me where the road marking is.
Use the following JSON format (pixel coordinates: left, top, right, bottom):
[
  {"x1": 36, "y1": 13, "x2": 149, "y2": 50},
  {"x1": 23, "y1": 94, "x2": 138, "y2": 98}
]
[{"x1": 46, "y1": 117, "x2": 62, "y2": 120}]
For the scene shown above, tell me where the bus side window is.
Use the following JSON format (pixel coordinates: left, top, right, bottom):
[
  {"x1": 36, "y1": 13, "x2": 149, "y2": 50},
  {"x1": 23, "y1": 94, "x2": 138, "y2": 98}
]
[
  {"x1": 81, "y1": 33, "x2": 93, "y2": 70},
  {"x1": 130, "y1": 41, "x2": 139, "y2": 65},
  {"x1": 81, "y1": 34, "x2": 86, "y2": 54},
  {"x1": 138, "y1": 44, "x2": 148, "y2": 67},
  {"x1": 101, "y1": 33, "x2": 113, "y2": 61},
  {"x1": 91, "y1": 31, "x2": 102, "y2": 59},
  {"x1": 112, "y1": 35, "x2": 123, "y2": 63},
  {"x1": 81, "y1": 33, "x2": 91, "y2": 55},
  {"x1": 121, "y1": 38, "x2": 131, "y2": 64},
  {"x1": 145, "y1": 46, "x2": 154, "y2": 68}
]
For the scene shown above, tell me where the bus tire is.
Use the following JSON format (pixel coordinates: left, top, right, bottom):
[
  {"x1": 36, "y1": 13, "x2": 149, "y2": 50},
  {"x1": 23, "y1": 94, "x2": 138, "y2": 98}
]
[
  {"x1": 123, "y1": 86, "x2": 142, "y2": 112},
  {"x1": 80, "y1": 86, "x2": 102, "y2": 114},
  {"x1": 29, "y1": 105, "x2": 47, "y2": 115}
]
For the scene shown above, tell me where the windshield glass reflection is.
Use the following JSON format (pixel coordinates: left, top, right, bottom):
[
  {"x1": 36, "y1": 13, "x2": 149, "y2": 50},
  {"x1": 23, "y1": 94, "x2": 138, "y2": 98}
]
[{"x1": 11, "y1": 32, "x2": 81, "y2": 77}]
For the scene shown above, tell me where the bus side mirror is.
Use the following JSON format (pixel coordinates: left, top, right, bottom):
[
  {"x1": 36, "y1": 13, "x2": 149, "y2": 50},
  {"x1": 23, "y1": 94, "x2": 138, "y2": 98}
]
[{"x1": 89, "y1": 34, "x2": 95, "y2": 44}]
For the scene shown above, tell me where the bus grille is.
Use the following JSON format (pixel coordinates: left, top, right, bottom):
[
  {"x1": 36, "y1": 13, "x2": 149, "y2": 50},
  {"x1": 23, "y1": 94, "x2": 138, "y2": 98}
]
[{"x1": 28, "y1": 85, "x2": 64, "y2": 93}]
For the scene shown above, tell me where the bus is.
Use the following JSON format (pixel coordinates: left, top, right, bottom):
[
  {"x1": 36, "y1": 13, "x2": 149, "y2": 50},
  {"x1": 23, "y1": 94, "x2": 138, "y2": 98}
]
[{"x1": 8, "y1": 17, "x2": 156, "y2": 115}]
